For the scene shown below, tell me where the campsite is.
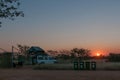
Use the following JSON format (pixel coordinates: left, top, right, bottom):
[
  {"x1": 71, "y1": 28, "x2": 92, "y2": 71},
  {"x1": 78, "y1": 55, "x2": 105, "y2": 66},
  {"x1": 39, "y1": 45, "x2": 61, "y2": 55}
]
[{"x1": 1, "y1": 0, "x2": 120, "y2": 80}]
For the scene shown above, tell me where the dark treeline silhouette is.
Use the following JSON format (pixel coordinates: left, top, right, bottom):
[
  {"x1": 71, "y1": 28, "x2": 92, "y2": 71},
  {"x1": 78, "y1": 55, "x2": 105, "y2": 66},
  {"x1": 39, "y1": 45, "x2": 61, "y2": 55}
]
[
  {"x1": 47, "y1": 49, "x2": 120, "y2": 62},
  {"x1": 47, "y1": 48, "x2": 91, "y2": 61},
  {"x1": 108, "y1": 53, "x2": 120, "y2": 62},
  {"x1": 12, "y1": 44, "x2": 120, "y2": 62},
  {"x1": 17, "y1": 44, "x2": 30, "y2": 57}
]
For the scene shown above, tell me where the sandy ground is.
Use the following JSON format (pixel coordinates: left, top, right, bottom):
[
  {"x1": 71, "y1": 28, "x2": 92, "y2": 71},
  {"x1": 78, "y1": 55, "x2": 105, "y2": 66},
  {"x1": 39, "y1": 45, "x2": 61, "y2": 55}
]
[{"x1": 0, "y1": 68, "x2": 120, "y2": 80}]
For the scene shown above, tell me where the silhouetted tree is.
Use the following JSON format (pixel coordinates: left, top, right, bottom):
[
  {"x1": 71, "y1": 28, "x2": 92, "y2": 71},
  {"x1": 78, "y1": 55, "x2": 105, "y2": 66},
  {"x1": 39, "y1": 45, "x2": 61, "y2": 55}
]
[
  {"x1": 17, "y1": 44, "x2": 30, "y2": 57},
  {"x1": 47, "y1": 50, "x2": 58, "y2": 57},
  {"x1": 108, "y1": 53, "x2": 120, "y2": 62},
  {"x1": 59, "y1": 50, "x2": 71, "y2": 55},
  {"x1": 71, "y1": 48, "x2": 91, "y2": 60},
  {"x1": 71, "y1": 48, "x2": 78, "y2": 58},
  {"x1": 70, "y1": 52, "x2": 76, "y2": 58},
  {"x1": 0, "y1": 0, "x2": 24, "y2": 27},
  {"x1": 56, "y1": 54, "x2": 70, "y2": 60}
]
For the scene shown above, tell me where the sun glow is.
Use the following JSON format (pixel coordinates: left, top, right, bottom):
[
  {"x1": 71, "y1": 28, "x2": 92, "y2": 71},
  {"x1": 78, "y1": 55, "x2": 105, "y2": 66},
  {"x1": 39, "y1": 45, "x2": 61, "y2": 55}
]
[{"x1": 96, "y1": 53, "x2": 101, "y2": 57}]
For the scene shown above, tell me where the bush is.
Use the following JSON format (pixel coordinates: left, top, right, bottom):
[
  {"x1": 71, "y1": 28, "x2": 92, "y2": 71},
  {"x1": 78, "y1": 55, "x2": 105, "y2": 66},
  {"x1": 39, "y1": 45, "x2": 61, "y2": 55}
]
[
  {"x1": 0, "y1": 52, "x2": 13, "y2": 68},
  {"x1": 108, "y1": 53, "x2": 120, "y2": 62}
]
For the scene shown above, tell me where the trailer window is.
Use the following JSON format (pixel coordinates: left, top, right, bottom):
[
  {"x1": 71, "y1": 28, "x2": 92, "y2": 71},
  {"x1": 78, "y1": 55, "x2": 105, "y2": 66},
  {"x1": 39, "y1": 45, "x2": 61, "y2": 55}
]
[
  {"x1": 49, "y1": 57, "x2": 54, "y2": 60},
  {"x1": 38, "y1": 57, "x2": 43, "y2": 60},
  {"x1": 45, "y1": 56, "x2": 48, "y2": 60}
]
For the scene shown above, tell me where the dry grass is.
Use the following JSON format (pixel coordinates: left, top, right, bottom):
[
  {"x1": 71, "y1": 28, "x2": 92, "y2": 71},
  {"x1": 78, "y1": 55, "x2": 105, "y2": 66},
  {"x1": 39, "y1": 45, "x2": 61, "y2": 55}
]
[
  {"x1": 0, "y1": 61, "x2": 120, "y2": 80},
  {"x1": 33, "y1": 61, "x2": 120, "y2": 70},
  {"x1": 97, "y1": 62, "x2": 120, "y2": 70}
]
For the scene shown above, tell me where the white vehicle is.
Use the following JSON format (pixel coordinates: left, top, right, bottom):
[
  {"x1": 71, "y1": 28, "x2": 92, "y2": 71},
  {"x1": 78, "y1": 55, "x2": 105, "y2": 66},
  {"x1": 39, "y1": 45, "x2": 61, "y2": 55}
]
[{"x1": 37, "y1": 55, "x2": 57, "y2": 64}]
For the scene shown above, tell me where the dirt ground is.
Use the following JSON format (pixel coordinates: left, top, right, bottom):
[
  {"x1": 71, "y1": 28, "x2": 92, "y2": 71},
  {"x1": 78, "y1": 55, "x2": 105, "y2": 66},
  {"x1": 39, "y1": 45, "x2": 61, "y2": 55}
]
[{"x1": 0, "y1": 68, "x2": 120, "y2": 80}]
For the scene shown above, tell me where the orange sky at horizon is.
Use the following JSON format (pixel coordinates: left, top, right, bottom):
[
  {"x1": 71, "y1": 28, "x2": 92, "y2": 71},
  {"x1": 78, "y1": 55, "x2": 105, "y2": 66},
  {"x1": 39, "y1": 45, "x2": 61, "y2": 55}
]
[
  {"x1": 0, "y1": 38, "x2": 120, "y2": 56},
  {"x1": 1, "y1": 45, "x2": 120, "y2": 56}
]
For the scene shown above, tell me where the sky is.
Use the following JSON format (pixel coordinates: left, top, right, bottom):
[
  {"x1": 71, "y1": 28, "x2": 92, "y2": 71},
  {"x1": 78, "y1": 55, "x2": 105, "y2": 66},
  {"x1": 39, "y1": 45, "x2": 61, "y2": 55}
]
[{"x1": 1, "y1": 0, "x2": 120, "y2": 55}]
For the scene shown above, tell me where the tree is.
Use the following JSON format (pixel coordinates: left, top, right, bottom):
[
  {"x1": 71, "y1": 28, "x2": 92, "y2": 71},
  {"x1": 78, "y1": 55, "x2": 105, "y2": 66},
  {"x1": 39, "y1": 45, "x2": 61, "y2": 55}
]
[
  {"x1": 59, "y1": 49, "x2": 71, "y2": 55},
  {"x1": 47, "y1": 50, "x2": 58, "y2": 57},
  {"x1": 71, "y1": 48, "x2": 91, "y2": 60},
  {"x1": 71, "y1": 48, "x2": 79, "y2": 57},
  {"x1": 0, "y1": 0, "x2": 24, "y2": 27},
  {"x1": 108, "y1": 53, "x2": 120, "y2": 62},
  {"x1": 70, "y1": 52, "x2": 76, "y2": 58},
  {"x1": 17, "y1": 44, "x2": 30, "y2": 57}
]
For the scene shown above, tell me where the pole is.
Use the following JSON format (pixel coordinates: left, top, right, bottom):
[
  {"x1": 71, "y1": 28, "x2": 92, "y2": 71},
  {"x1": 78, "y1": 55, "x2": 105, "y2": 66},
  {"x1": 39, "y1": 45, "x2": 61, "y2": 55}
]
[{"x1": 12, "y1": 46, "x2": 14, "y2": 67}]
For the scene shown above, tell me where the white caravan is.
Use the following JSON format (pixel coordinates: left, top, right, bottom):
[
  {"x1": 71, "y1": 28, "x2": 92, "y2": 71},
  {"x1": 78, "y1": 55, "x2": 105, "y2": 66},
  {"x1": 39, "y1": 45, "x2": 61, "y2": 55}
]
[{"x1": 37, "y1": 55, "x2": 57, "y2": 64}]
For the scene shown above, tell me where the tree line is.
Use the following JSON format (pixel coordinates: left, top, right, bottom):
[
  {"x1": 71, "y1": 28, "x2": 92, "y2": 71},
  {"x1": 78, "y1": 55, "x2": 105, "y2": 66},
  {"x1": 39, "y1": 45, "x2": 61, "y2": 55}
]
[
  {"x1": 10, "y1": 44, "x2": 120, "y2": 62},
  {"x1": 47, "y1": 48, "x2": 91, "y2": 61},
  {"x1": 12, "y1": 44, "x2": 91, "y2": 61}
]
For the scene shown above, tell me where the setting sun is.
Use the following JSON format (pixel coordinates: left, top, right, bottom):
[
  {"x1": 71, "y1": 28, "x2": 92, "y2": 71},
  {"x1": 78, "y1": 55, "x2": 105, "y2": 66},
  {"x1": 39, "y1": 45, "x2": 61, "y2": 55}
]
[{"x1": 96, "y1": 53, "x2": 101, "y2": 57}]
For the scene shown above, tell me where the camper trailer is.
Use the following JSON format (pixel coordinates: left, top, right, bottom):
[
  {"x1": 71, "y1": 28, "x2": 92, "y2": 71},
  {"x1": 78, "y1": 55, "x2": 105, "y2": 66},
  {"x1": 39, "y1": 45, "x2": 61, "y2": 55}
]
[
  {"x1": 28, "y1": 46, "x2": 57, "y2": 64},
  {"x1": 37, "y1": 55, "x2": 57, "y2": 64}
]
